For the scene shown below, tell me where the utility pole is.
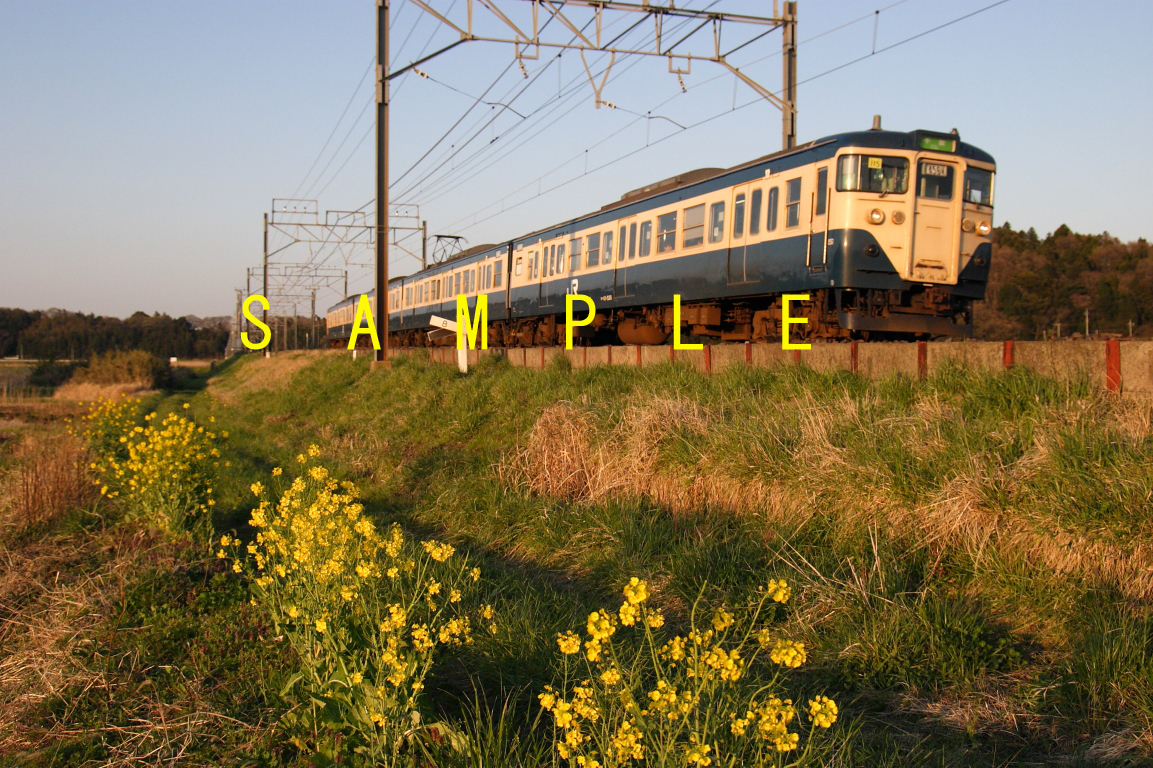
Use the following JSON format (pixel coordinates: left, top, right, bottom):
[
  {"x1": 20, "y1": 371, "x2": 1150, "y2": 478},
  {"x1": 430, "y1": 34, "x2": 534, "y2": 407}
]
[
  {"x1": 1129, "y1": 319, "x2": 1135, "y2": 338},
  {"x1": 311, "y1": 290, "x2": 317, "y2": 349},
  {"x1": 263, "y1": 212, "x2": 270, "y2": 356},
  {"x1": 782, "y1": 1, "x2": 798, "y2": 149},
  {"x1": 421, "y1": 220, "x2": 428, "y2": 270},
  {"x1": 374, "y1": 0, "x2": 390, "y2": 367},
  {"x1": 1085, "y1": 309, "x2": 1090, "y2": 338}
]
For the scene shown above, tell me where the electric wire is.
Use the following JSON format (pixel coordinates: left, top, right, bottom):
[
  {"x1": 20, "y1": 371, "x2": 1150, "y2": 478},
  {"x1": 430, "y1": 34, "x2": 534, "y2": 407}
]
[{"x1": 443, "y1": 0, "x2": 1012, "y2": 237}]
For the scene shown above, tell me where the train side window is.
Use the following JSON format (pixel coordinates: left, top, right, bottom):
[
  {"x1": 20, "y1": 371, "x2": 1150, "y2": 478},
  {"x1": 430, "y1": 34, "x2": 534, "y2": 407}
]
[
  {"x1": 918, "y1": 161, "x2": 954, "y2": 200},
  {"x1": 603, "y1": 230, "x2": 614, "y2": 264},
  {"x1": 639, "y1": 221, "x2": 652, "y2": 257},
  {"x1": 709, "y1": 201, "x2": 725, "y2": 243},
  {"x1": 569, "y1": 237, "x2": 582, "y2": 271},
  {"x1": 785, "y1": 179, "x2": 801, "y2": 228},
  {"x1": 455, "y1": 272, "x2": 462, "y2": 295},
  {"x1": 816, "y1": 167, "x2": 828, "y2": 215},
  {"x1": 494, "y1": 260, "x2": 503, "y2": 287},
  {"x1": 619, "y1": 226, "x2": 626, "y2": 261},
  {"x1": 514, "y1": 258, "x2": 523, "y2": 277},
  {"x1": 628, "y1": 223, "x2": 637, "y2": 259},
  {"x1": 405, "y1": 287, "x2": 412, "y2": 306},
  {"x1": 767, "y1": 187, "x2": 779, "y2": 231},
  {"x1": 586, "y1": 233, "x2": 601, "y2": 266},
  {"x1": 683, "y1": 204, "x2": 704, "y2": 247},
  {"x1": 557, "y1": 244, "x2": 566, "y2": 274},
  {"x1": 546, "y1": 246, "x2": 553, "y2": 277},
  {"x1": 733, "y1": 193, "x2": 746, "y2": 238},
  {"x1": 749, "y1": 189, "x2": 762, "y2": 235},
  {"x1": 657, "y1": 212, "x2": 677, "y2": 252}
]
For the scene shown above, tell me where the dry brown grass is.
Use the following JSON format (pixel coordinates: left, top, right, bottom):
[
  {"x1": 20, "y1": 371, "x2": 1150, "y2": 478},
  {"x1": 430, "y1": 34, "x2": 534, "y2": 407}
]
[
  {"x1": 54, "y1": 380, "x2": 154, "y2": 401},
  {"x1": 208, "y1": 350, "x2": 325, "y2": 406},
  {"x1": 503, "y1": 397, "x2": 807, "y2": 525},
  {"x1": 10, "y1": 432, "x2": 95, "y2": 528},
  {"x1": 505, "y1": 393, "x2": 1153, "y2": 604}
]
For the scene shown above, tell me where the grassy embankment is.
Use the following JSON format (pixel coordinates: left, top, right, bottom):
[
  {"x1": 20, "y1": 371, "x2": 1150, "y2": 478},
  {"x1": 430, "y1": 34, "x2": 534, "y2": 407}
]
[{"x1": 3, "y1": 350, "x2": 1153, "y2": 766}]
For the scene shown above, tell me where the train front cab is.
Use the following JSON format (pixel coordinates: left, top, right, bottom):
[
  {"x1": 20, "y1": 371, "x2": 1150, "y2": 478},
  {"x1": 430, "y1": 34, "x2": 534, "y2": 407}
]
[{"x1": 821, "y1": 131, "x2": 995, "y2": 336}]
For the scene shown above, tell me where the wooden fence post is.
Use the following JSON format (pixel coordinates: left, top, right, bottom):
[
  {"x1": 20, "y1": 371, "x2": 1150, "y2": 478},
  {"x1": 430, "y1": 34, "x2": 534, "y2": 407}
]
[{"x1": 1106, "y1": 339, "x2": 1122, "y2": 393}]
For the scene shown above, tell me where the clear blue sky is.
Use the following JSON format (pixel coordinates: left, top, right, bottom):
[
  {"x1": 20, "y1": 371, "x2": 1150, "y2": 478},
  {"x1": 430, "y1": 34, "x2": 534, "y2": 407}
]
[{"x1": 2, "y1": 0, "x2": 1150, "y2": 318}]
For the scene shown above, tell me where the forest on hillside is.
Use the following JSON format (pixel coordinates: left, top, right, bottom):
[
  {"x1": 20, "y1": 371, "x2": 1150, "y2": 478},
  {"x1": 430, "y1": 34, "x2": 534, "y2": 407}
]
[
  {"x1": 0, "y1": 309, "x2": 229, "y2": 360},
  {"x1": 978, "y1": 224, "x2": 1153, "y2": 339}
]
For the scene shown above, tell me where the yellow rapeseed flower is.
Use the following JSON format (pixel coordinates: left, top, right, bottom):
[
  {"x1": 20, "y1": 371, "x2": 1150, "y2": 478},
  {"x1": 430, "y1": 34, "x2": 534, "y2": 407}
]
[
  {"x1": 807, "y1": 696, "x2": 838, "y2": 728},
  {"x1": 623, "y1": 577, "x2": 649, "y2": 605},
  {"x1": 769, "y1": 640, "x2": 806, "y2": 668},
  {"x1": 557, "y1": 631, "x2": 582, "y2": 655}
]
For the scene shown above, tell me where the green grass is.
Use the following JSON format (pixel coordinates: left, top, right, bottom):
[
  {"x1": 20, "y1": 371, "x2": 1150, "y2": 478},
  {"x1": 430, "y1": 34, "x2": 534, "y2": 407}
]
[{"x1": 9, "y1": 350, "x2": 1153, "y2": 766}]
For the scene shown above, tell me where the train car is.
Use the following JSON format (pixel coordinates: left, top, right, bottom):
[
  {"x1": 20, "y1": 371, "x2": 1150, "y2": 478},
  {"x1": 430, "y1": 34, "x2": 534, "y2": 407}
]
[{"x1": 329, "y1": 121, "x2": 995, "y2": 347}]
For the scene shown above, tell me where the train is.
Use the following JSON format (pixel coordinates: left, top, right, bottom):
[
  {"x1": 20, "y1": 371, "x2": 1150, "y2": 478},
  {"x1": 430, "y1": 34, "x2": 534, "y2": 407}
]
[{"x1": 327, "y1": 120, "x2": 995, "y2": 348}]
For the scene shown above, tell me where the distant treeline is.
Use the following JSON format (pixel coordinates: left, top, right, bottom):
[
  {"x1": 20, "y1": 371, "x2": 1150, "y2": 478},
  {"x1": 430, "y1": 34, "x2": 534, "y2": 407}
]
[
  {"x1": 0, "y1": 309, "x2": 228, "y2": 360},
  {"x1": 980, "y1": 224, "x2": 1153, "y2": 339}
]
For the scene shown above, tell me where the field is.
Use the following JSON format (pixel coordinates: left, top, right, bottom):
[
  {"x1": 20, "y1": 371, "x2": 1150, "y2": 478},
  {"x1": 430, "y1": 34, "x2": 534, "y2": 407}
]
[{"x1": 1, "y1": 350, "x2": 1151, "y2": 766}]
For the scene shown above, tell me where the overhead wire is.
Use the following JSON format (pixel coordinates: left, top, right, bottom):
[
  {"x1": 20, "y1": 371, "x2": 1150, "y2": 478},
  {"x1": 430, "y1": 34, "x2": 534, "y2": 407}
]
[
  {"x1": 443, "y1": 0, "x2": 1012, "y2": 236},
  {"x1": 391, "y1": 3, "x2": 712, "y2": 205}
]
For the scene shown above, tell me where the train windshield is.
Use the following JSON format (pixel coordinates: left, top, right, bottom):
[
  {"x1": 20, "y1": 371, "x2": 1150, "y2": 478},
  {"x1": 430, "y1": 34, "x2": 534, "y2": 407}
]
[
  {"x1": 836, "y1": 155, "x2": 909, "y2": 194},
  {"x1": 964, "y1": 167, "x2": 994, "y2": 206}
]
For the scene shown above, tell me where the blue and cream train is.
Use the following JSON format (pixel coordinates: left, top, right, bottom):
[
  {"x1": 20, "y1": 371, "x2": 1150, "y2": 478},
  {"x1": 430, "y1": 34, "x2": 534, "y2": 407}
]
[{"x1": 327, "y1": 122, "x2": 995, "y2": 347}]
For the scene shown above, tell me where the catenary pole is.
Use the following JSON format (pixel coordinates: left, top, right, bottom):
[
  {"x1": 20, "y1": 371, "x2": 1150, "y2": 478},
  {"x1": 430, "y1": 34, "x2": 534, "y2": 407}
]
[
  {"x1": 782, "y1": 1, "x2": 797, "y2": 149},
  {"x1": 374, "y1": 0, "x2": 390, "y2": 365},
  {"x1": 263, "y1": 213, "x2": 270, "y2": 356}
]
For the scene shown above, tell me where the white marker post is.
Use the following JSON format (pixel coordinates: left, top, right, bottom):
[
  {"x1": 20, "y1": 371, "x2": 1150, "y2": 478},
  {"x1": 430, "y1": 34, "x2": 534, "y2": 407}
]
[{"x1": 428, "y1": 315, "x2": 467, "y2": 373}]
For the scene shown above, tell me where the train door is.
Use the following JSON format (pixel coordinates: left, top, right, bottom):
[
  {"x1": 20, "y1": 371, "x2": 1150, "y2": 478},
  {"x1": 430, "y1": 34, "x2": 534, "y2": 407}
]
[
  {"x1": 727, "y1": 183, "x2": 752, "y2": 284},
  {"x1": 615, "y1": 216, "x2": 636, "y2": 298},
  {"x1": 911, "y1": 158, "x2": 959, "y2": 282},
  {"x1": 504, "y1": 243, "x2": 513, "y2": 313},
  {"x1": 807, "y1": 164, "x2": 831, "y2": 270},
  {"x1": 539, "y1": 245, "x2": 555, "y2": 309}
]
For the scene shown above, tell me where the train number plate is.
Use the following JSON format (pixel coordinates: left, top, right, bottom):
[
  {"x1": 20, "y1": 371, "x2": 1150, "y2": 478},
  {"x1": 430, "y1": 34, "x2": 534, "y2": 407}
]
[{"x1": 922, "y1": 163, "x2": 950, "y2": 177}]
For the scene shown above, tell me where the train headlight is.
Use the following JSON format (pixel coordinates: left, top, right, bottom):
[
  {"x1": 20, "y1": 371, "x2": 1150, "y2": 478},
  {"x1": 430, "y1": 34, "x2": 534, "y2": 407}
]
[
  {"x1": 892, "y1": 210, "x2": 906, "y2": 225},
  {"x1": 961, "y1": 218, "x2": 975, "y2": 232},
  {"x1": 867, "y1": 208, "x2": 885, "y2": 225},
  {"x1": 976, "y1": 221, "x2": 992, "y2": 236}
]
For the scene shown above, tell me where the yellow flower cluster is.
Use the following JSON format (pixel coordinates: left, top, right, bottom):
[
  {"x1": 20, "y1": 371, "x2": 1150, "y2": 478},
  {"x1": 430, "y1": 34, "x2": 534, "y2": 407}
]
[
  {"x1": 541, "y1": 575, "x2": 836, "y2": 766},
  {"x1": 766, "y1": 578, "x2": 792, "y2": 603},
  {"x1": 558, "y1": 631, "x2": 582, "y2": 655},
  {"x1": 807, "y1": 695, "x2": 838, "y2": 728},
  {"x1": 77, "y1": 395, "x2": 145, "y2": 457},
  {"x1": 769, "y1": 639, "x2": 807, "y2": 669},
  {"x1": 610, "y1": 719, "x2": 643, "y2": 762},
  {"x1": 91, "y1": 404, "x2": 222, "y2": 536},
  {"x1": 752, "y1": 697, "x2": 799, "y2": 752},
  {"x1": 539, "y1": 683, "x2": 600, "y2": 759},
  {"x1": 221, "y1": 452, "x2": 487, "y2": 759}
]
